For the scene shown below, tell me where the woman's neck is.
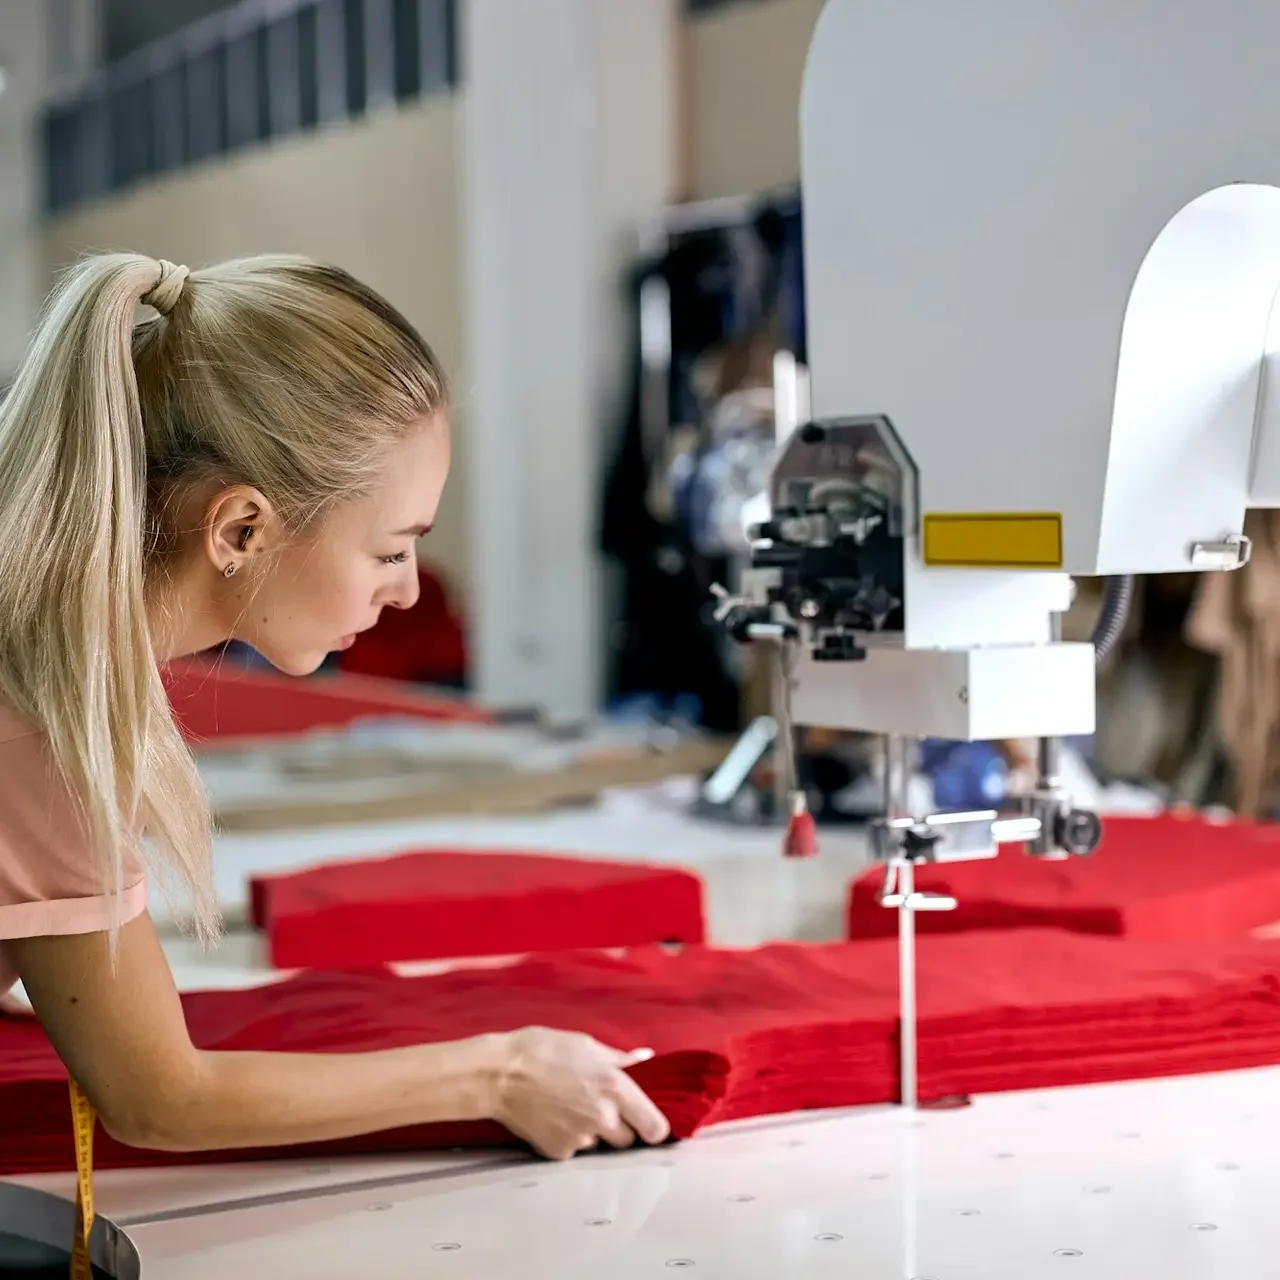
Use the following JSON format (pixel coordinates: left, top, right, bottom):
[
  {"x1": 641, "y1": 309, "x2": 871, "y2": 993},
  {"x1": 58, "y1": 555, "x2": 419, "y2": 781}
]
[{"x1": 146, "y1": 562, "x2": 233, "y2": 662}]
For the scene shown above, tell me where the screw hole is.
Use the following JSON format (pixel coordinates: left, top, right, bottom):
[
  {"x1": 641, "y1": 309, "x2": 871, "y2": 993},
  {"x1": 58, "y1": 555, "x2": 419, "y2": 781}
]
[
  {"x1": 1191, "y1": 1223, "x2": 1218, "y2": 1232},
  {"x1": 815, "y1": 1233, "x2": 843, "y2": 1242},
  {"x1": 431, "y1": 1243, "x2": 462, "y2": 1252},
  {"x1": 585, "y1": 1219, "x2": 611, "y2": 1227},
  {"x1": 1054, "y1": 1248, "x2": 1083, "y2": 1258}
]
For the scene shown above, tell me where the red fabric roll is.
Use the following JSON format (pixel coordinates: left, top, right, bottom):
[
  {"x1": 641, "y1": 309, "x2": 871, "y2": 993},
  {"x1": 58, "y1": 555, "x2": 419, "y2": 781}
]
[
  {"x1": 162, "y1": 657, "x2": 489, "y2": 744},
  {"x1": 847, "y1": 813, "x2": 1280, "y2": 942},
  {"x1": 5, "y1": 930, "x2": 1280, "y2": 1175},
  {"x1": 249, "y1": 851, "x2": 708, "y2": 969}
]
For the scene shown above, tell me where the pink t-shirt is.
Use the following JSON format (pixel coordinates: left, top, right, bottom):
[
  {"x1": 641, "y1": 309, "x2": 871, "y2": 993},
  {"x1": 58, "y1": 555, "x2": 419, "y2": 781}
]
[{"x1": 0, "y1": 703, "x2": 148, "y2": 999}]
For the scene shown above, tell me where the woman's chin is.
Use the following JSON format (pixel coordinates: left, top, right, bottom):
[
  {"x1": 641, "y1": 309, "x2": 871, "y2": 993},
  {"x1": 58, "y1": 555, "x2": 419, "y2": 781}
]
[{"x1": 260, "y1": 649, "x2": 329, "y2": 678}]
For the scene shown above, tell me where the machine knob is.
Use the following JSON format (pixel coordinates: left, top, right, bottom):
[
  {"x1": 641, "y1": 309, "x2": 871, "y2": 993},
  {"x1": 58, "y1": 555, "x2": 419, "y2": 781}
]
[
  {"x1": 901, "y1": 823, "x2": 942, "y2": 861},
  {"x1": 1055, "y1": 807, "x2": 1102, "y2": 856}
]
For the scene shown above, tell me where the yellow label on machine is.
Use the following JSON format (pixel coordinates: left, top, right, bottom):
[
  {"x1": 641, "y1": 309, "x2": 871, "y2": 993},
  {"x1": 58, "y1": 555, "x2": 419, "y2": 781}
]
[
  {"x1": 69, "y1": 1078, "x2": 96, "y2": 1280},
  {"x1": 921, "y1": 512, "x2": 1064, "y2": 569}
]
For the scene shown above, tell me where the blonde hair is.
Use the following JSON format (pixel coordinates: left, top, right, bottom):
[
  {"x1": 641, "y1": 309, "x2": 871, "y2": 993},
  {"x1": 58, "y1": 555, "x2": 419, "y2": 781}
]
[{"x1": 0, "y1": 253, "x2": 448, "y2": 940}]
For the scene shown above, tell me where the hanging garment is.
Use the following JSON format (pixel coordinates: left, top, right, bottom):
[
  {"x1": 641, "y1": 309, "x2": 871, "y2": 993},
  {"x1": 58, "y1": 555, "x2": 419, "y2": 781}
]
[{"x1": 1187, "y1": 509, "x2": 1280, "y2": 816}]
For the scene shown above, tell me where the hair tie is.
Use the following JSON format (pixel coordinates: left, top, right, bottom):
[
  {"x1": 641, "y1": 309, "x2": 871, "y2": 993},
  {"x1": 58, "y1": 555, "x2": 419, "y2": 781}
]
[{"x1": 144, "y1": 259, "x2": 190, "y2": 316}]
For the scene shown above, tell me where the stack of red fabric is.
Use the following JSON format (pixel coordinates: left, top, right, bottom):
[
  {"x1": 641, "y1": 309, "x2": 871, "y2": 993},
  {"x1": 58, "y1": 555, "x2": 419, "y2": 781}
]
[
  {"x1": 847, "y1": 813, "x2": 1280, "y2": 941},
  {"x1": 5, "y1": 929, "x2": 1280, "y2": 1175},
  {"x1": 249, "y1": 851, "x2": 707, "y2": 969},
  {"x1": 162, "y1": 656, "x2": 488, "y2": 744}
]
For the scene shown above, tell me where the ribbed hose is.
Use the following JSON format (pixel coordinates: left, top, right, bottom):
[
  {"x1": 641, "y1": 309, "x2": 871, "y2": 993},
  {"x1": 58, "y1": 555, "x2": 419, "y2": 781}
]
[{"x1": 1090, "y1": 575, "x2": 1134, "y2": 667}]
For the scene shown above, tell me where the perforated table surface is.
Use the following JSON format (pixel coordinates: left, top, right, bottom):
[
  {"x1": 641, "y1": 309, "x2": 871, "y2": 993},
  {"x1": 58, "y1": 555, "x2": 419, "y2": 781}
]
[{"x1": 12, "y1": 1065, "x2": 1280, "y2": 1278}]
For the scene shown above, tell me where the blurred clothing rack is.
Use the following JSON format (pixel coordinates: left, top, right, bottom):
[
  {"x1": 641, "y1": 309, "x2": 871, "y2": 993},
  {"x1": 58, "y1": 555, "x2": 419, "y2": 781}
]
[{"x1": 601, "y1": 185, "x2": 806, "y2": 734}]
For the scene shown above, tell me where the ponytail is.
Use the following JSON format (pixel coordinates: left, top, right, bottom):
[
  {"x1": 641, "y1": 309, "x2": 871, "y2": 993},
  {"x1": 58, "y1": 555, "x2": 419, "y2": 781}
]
[{"x1": 0, "y1": 254, "x2": 217, "y2": 940}]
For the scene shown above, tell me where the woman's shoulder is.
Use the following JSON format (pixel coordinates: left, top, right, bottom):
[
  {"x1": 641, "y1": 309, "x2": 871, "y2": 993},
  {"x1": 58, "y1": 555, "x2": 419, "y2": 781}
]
[{"x1": 0, "y1": 702, "x2": 39, "y2": 747}]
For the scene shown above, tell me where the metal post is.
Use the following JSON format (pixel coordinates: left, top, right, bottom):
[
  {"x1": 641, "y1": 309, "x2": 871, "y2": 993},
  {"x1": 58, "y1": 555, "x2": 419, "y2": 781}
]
[
  {"x1": 883, "y1": 734, "x2": 918, "y2": 1109},
  {"x1": 772, "y1": 640, "x2": 793, "y2": 822},
  {"x1": 898, "y1": 858, "x2": 917, "y2": 1110},
  {"x1": 1038, "y1": 608, "x2": 1063, "y2": 790}
]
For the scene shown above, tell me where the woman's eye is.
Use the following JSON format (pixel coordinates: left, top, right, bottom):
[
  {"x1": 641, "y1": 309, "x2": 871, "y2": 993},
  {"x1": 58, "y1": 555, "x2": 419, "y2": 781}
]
[{"x1": 379, "y1": 551, "x2": 411, "y2": 565}]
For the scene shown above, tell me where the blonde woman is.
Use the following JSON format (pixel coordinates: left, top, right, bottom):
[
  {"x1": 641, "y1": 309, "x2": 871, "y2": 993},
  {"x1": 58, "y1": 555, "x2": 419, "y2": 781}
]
[{"x1": 0, "y1": 254, "x2": 668, "y2": 1163}]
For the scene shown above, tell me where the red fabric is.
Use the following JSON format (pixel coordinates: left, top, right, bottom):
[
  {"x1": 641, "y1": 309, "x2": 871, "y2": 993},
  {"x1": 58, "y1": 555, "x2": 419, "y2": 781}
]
[
  {"x1": 162, "y1": 657, "x2": 489, "y2": 744},
  {"x1": 250, "y1": 851, "x2": 707, "y2": 969},
  {"x1": 337, "y1": 566, "x2": 467, "y2": 686},
  {"x1": 848, "y1": 813, "x2": 1280, "y2": 942},
  {"x1": 5, "y1": 930, "x2": 1280, "y2": 1175}
]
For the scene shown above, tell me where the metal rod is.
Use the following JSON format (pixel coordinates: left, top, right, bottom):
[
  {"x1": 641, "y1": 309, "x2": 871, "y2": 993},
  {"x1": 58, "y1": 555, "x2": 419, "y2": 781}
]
[
  {"x1": 902, "y1": 1100, "x2": 921, "y2": 1280},
  {"x1": 1038, "y1": 608, "x2": 1064, "y2": 790},
  {"x1": 898, "y1": 858, "x2": 917, "y2": 1110},
  {"x1": 773, "y1": 641, "x2": 796, "y2": 822},
  {"x1": 883, "y1": 734, "x2": 908, "y2": 818},
  {"x1": 1036, "y1": 733, "x2": 1061, "y2": 789},
  {"x1": 883, "y1": 734, "x2": 918, "y2": 1109}
]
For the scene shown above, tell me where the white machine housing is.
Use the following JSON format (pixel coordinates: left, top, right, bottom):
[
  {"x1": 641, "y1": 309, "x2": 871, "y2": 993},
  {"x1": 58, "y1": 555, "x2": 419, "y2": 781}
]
[{"x1": 788, "y1": 0, "x2": 1280, "y2": 740}]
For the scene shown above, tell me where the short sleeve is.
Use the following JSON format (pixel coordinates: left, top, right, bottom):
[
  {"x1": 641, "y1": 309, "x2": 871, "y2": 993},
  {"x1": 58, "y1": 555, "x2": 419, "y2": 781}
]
[{"x1": 0, "y1": 723, "x2": 147, "y2": 941}]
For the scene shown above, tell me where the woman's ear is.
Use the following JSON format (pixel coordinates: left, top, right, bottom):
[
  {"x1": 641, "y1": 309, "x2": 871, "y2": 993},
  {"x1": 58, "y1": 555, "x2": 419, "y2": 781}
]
[{"x1": 202, "y1": 485, "x2": 275, "y2": 577}]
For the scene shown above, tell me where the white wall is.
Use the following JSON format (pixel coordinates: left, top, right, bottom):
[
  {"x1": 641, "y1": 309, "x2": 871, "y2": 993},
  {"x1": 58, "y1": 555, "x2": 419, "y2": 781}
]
[
  {"x1": 461, "y1": 0, "x2": 678, "y2": 721},
  {"x1": 0, "y1": 1, "x2": 50, "y2": 378}
]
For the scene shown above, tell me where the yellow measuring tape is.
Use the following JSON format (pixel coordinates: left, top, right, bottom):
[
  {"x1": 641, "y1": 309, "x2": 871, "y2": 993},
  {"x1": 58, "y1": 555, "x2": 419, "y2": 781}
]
[{"x1": 68, "y1": 1078, "x2": 96, "y2": 1280}]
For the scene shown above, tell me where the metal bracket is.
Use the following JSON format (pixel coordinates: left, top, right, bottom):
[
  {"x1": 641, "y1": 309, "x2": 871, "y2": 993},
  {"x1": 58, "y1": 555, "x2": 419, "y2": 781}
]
[
  {"x1": 871, "y1": 803, "x2": 1044, "y2": 1109},
  {"x1": 1189, "y1": 533, "x2": 1252, "y2": 570}
]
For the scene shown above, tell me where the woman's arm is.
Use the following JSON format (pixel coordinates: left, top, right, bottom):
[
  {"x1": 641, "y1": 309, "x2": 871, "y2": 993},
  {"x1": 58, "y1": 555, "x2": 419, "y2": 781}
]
[{"x1": 8, "y1": 912, "x2": 668, "y2": 1159}]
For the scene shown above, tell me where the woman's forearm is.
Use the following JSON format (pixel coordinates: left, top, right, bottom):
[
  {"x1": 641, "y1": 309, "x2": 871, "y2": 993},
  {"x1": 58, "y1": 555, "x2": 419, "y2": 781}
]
[
  {"x1": 120, "y1": 1035, "x2": 509, "y2": 1153},
  {"x1": 10, "y1": 918, "x2": 517, "y2": 1155}
]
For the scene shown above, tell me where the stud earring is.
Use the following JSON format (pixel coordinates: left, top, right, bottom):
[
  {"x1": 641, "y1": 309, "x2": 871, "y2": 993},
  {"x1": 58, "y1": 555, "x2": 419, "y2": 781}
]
[{"x1": 223, "y1": 563, "x2": 238, "y2": 579}]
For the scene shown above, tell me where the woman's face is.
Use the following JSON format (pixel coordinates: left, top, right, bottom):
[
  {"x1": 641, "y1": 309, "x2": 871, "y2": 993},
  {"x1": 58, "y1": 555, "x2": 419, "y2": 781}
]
[{"x1": 224, "y1": 414, "x2": 452, "y2": 676}]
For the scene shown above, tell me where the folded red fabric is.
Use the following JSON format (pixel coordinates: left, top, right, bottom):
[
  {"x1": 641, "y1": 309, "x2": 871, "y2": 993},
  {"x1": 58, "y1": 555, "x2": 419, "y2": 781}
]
[
  {"x1": 4, "y1": 930, "x2": 1280, "y2": 1175},
  {"x1": 847, "y1": 813, "x2": 1280, "y2": 941},
  {"x1": 250, "y1": 851, "x2": 708, "y2": 969},
  {"x1": 162, "y1": 657, "x2": 489, "y2": 743}
]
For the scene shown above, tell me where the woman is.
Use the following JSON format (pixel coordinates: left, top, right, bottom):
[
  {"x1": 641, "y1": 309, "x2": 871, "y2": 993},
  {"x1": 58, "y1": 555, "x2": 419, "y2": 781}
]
[{"x1": 0, "y1": 253, "x2": 669, "y2": 1163}]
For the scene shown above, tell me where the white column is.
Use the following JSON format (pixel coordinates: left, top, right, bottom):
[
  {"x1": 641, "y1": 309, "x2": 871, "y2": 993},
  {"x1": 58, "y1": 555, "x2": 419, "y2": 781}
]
[
  {"x1": 0, "y1": 2, "x2": 50, "y2": 381},
  {"x1": 0, "y1": 0, "x2": 98, "y2": 381},
  {"x1": 460, "y1": 0, "x2": 678, "y2": 724}
]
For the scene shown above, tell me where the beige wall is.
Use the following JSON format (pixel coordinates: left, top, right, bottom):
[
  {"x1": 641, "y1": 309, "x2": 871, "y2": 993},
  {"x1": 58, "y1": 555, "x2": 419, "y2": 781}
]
[
  {"x1": 41, "y1": 96, "x2": 471, "y2": 591},
  {"x1": 686, "y1": 0, "x2": 824, "y2": 200}
]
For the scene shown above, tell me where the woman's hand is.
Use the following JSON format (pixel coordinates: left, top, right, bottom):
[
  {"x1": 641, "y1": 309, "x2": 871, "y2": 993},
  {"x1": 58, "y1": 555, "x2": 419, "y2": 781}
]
[{"x1": 490, "y1": 1027, "x2": 670, "y2": 1161}]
